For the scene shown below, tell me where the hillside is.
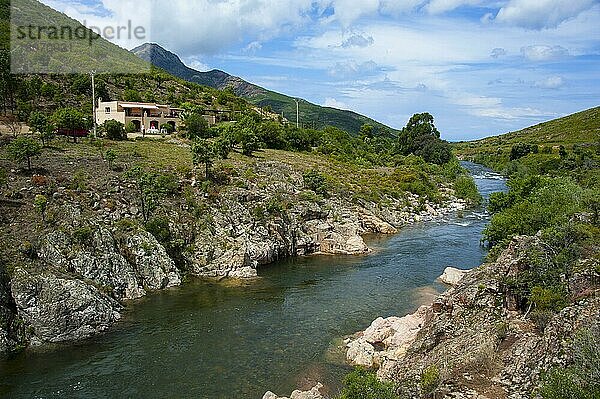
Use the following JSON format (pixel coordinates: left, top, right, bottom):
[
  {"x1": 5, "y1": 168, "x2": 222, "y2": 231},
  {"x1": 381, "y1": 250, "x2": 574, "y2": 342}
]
[
  {"x1": 454, "y1": 106, "x2": 600, "y2": 172},
  {"x1": 132, "y1": 43, "x2": 398, "y2": 135},
  {"x1": 5, "y1": 0, "x2": 149, "y2": 74}
]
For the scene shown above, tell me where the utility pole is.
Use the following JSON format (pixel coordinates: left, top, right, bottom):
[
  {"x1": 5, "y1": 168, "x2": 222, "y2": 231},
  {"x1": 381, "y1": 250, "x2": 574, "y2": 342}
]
[
  {"x1": 90, "y1": 70, "x2": 97, "y2": 138},
  {"x1": 294, "y1": 98, "x2": 299, "y2": 128}
]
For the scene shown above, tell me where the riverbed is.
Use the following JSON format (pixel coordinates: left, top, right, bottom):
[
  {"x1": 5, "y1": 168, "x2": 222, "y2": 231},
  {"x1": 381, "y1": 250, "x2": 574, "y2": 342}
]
[{"x1": 0, "y1": 163, "x2": 505, "y2": 398}]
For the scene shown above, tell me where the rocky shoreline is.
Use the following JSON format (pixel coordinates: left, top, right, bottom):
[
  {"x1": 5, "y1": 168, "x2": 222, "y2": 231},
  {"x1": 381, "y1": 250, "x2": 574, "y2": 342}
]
[
  {"x1": 0, "y1": 157, "x2": 467, "y2": 354},
  {"x1": 342, "y1": 236, "x2": 599, "y2": 398}
]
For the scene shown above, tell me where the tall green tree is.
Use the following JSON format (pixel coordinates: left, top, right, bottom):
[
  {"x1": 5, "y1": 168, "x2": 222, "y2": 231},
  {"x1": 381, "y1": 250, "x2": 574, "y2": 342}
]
[
  {"x1": 52, "y1": 108, "x2": 87, "y2": 143},
  {"x1": 28, "y1": 111, "x2": 54, "y2": 146},
  {"x1": 191, "y1": 138, "x2": 215, "y2": 179},
  {"x1": 185, "y1": 114, "x2": 211, "y2": 139}
]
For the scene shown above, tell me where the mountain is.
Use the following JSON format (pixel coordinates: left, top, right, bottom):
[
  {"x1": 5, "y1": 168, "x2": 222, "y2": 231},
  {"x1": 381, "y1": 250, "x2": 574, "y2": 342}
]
[
  {"x1": 4, "y1": 0, "x2": 149, "y2": 74},
  {"x1": 132, "y1": 43, "x2": 398, "y2": 135}
]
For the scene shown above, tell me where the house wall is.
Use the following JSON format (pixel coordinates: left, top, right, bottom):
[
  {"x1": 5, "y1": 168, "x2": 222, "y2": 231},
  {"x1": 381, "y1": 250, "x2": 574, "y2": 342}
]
[{"x1": 96, "y1": 101, "x2": 125, "y2": 125}]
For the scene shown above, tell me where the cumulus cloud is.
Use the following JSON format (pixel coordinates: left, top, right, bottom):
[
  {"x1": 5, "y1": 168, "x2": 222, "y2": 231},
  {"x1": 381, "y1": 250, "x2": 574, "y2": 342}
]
[
  {"x1": 341, "y1": 34, "x2": 374, "y2": 48},
  {"x1": 490, "y1": 48, "x2": 507, "y2": 58},
  {"x1": 535, "y1": 76, "x2": 565, "y2": 89},
  {"x1": 244, "y1": 41, "x2": 263, "y2": 53},
  {"x1": 324, "y1": 97, "x2": 350, "y2": 110},
  {"x1": 495, "y1": 0, "x2": 597, "y2": 29},
  {"x1": 328, "y1": 60, "x2": 380, "y2": 79},
  {"x1": 521, "y1": 45, "x2": 569, "y2": 61}
]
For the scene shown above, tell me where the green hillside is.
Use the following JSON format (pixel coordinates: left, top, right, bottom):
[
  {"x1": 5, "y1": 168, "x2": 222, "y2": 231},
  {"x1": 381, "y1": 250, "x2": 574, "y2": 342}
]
[
  {"x1": 5, "y1": 0, "x2": 149, "y2": 74},
  {"x1": 454, "y1": 106, "x2": 600, "y2": 172}
]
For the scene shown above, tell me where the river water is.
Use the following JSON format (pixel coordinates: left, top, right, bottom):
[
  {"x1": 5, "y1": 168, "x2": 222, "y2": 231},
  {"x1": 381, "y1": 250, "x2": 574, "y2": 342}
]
[{"x1": 0, "y1": 163, "x2": 505, "y2": 399}]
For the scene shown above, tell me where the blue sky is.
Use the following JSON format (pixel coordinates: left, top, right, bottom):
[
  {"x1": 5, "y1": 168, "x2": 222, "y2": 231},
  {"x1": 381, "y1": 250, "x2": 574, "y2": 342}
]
[{"x1": 42, "y1": 0, "x2": 600, "y2": 140}]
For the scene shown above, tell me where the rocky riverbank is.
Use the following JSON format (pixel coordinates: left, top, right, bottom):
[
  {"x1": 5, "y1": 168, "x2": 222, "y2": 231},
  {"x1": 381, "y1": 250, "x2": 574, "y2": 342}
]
[
  {"x1": 344, "y1": 235, "x2": 600, "y2": 398},
  {"x1": 0, "y1": 153, "x2": 467, "y2": 354}
]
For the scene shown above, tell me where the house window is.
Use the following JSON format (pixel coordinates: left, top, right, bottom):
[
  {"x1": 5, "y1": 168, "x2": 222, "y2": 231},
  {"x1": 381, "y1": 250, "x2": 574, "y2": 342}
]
[{"x1": 105, "y1": 107, "x2": 111, "y2": 113}]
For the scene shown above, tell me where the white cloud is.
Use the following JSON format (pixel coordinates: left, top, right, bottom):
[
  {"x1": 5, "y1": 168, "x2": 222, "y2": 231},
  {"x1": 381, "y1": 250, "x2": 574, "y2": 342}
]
[
  {"x1": 244, "y1": 41, "x2": 263, "y2": 53},
  {"x1": 425, "y1": 0, "x2": 483, "y2": 14},
  {"x1": 324, "y1": 97, "x2": 350, "y2": 109},
  {"x1": 341, "y1": 34, "x2": 374, "y2": 48},
  {"x1": 328, "y1": 60, "x2": 380, "y2": 78},
  {"x1": 521, "y1": 45, "x2": 569, "y2": 61},
  {"x1": 535, "y1": 76, "x2": 565, "y2": 89},
  {"x1": 184, "y1": 57, "x2": 211, "y2": 72},
  {"x1": 495, "y1": 0, "x2": 597, "y2": 29}
]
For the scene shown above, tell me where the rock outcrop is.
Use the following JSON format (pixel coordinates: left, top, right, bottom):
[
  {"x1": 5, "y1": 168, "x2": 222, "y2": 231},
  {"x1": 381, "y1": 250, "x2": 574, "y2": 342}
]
[
  {"x1": 0, "y1": 156, "x2": 466, "y2": 353},
  {"x1": 10, "y1": 268, "x2": 121, "y2": 345},
  {"x1": 262, "y1": 383, "x2": 324, "y2": 399},
  {"x1": 346, "y1": 236, "x2": 600, "y2": 398}
]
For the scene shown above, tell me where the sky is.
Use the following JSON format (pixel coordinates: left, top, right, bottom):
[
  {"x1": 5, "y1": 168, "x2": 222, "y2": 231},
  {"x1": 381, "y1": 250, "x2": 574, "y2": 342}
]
[{"x1": 40, "y1": 0, "x2": 600, "y2": 140}]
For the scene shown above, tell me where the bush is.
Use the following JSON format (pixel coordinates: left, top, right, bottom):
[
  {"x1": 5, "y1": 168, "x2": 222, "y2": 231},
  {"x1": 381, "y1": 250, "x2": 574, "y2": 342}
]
[
  {"x1": 125, "y1": 121, "x2": 137, "y2": 133},
  {"x1": 103, "y1": 120, "x2": 126, "y2": 141},
  {"x1": 454, "y1": 175, "x2": 482, "y2": 205},
  {"x1": 540, "y1": 325, "x2": 600, "y2": 398},
  {"x1": 420, "y1": 365, "x2": 440, "y2": 395},
  {"x1": 303, "y1": 169, "x2": 327, "y2": 195},
  {"x1": 145, "y1": 217, "x2": 171, "y2": 245},
  {"x1": 336, "y1": 368, "x2": 399, "y2": 399}
]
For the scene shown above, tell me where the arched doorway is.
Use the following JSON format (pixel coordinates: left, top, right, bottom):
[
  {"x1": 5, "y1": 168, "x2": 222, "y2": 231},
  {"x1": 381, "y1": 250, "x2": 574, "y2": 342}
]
[{"x1": 131, "y1": 120, "x2": 141, "y2": 132}]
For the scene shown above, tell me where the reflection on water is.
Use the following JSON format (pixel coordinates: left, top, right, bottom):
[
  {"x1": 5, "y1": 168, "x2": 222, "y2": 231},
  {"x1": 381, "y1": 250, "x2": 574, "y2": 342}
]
[{"x1": 0, "y1": 162, "x2": 505, "y2": 399}]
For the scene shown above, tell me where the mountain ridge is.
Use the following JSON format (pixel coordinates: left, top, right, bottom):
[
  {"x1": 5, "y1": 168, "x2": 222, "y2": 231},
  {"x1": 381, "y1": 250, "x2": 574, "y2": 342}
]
[{"x1": 131, "y1": 42, "x2": 399, "y2": 135}]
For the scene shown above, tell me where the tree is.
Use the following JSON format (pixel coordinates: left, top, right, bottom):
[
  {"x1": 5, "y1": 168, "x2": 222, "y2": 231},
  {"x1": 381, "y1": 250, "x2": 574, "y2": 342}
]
[
  {"x1": 7, "y1": 136, "x2": 42, "y2": 170},
  {"x1": 213, "y1": 136, "x2": 232, "y2": 159},
  {"x1": 125, "y1": 166, "x2": 178, "y2": 223},
  {"x1": 191, "y1": 138, "x2": 215, "y2": 179},
  {"x1": 52, "y1": 108, "x2": 87, "y2": 143},
  {"x1": 238, "y1": 128, "x2": 260, "y2": 156},
  {"x1": 510, "y1": 143, "x2": 536, "y2": 161},
  {"x1": 359, "y1": 124, "x2": 374, "y2": 140},
  {"x1": 103, "y1": 119, "x2": 126, "y2": 141},
  {"x1": 397, "y1": 113, "x2": 452, "y2": 164},
  {"x1": 28, "y1": 111, "x2": 54, "y2": 146},
  {"x1": 185, "y1": 114, "x2": 210, "y2": 139},
  {"x1": 123, "y1": 89, "x2": 142, "y2": 102},
  {"x1": 398, "y1": 112, "x2": 440, "y2": 151}
]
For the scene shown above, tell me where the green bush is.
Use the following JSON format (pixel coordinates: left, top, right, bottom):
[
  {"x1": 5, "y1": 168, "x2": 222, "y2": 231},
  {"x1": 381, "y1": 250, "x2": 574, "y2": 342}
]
[
  {"x1": 103, "y1": 120, "x2": 126, "y2": 141},
  {"x1": 420, "y1": 365, "x2": 440, "y2": 395},
  {"x1": 454, "y1": 175, "x2": 482, "y2": 205},
  {"x1": 303, "y1": 169, "x2": 327, "y2": 195},
  {"x1": 145, "y1": 217, "x2": 171, "y2": 245},
  {"x1": 336, "y1": 368, "x2": 399, "y2": 399},
  {"x1": 125, "y1": 121, "x2": 137, "y2": 133},
  {"x1": 540, "y1": 325, "x2": 600, "y2": 398}
]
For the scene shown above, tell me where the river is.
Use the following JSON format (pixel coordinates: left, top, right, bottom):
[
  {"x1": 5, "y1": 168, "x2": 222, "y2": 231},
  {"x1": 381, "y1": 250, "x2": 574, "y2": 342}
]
[{"x1": 0, "y1": 162, "x2": 506, "y2": 399}]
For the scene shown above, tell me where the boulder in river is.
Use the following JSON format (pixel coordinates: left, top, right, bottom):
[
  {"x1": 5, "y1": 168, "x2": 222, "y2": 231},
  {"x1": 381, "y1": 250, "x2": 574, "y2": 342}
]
[{"x1": 439, "y1": 267, "x2": 470, "y2": 285}]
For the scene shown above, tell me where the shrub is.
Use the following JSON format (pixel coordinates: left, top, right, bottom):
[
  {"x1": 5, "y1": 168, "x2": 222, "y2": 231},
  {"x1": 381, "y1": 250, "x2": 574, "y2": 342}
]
[
  {"x1": 72, "y1": 226, "x2": 93, "y2": 243},
  {"x1": 454, "y1": 175, "x2": 482, "y2": 205},
  {"x1": 103, "y1": 120, "x2": 126, "y2": 141},
  {"x1": 105, "y1": 149, "x2": 117, "y2": 170},
  {"x1": 160, "y1": 123, "x2": 174, "y2": 134},
  {"x1": 145, "y1": 217, "x2": 171, "y2": 245},
  {"x1": 33, "y1": 194, "x2": 48, "y2": 221},
  {"x1": 303, "y1": 169, "x2": 327, "y2": 195},
  {"x1": 540, "y1": 325, "x2": 600, "y2": 398},
  {"x1": 420, "y1": 365, "x2": 440, "y2": 396},
  {"x1": 336, "y1": 368, "x2": 399, "y2": 399},
  {"x1": 530, "y1": 286, "x2": 568, "y2": 312},
  {"x1": 125, "y1": 121, "x2": 137, "y2": 133}
]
